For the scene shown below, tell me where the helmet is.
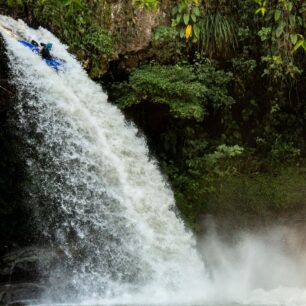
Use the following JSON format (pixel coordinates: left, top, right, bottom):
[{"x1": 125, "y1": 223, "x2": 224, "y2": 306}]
[{"x1": 46, "y1": 42, "x2": 52, "y2": 50}]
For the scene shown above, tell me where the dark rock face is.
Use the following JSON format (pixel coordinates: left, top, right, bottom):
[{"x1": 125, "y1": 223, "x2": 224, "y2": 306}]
[
  {"x1": 0, "y1": 35, "x2": 32, "y2": 255},
  {"x1": 0, "y1": 247, "x2": 59, "y2": 304},
  {"x1": 0, "y1": 35, "x2": 44, "y2": 305},
  {"x1": 0, "y1": 33, "x2": 11, "y2": 109},
  {"x1": 0, "y1": 247, "x2": 57, "y2": 283}
]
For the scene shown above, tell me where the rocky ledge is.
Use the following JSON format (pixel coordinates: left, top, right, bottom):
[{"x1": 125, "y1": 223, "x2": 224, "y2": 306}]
[{"x1": 0, "y1": 247, "x2": 59, "y2": 305}]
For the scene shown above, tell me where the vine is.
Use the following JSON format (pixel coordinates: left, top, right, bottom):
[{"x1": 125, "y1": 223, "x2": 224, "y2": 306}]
[{"x1": 254, "y1": 0, "x2": 306, "y2": 78}]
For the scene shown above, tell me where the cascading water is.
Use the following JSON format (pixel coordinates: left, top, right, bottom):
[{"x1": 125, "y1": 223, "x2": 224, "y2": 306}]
[
  {"x1": 2, "y1": 15, "x2": 306, "y2": 306},
  {"x1": 0, "y1": 16, "x2": 209, "y2": 304}
]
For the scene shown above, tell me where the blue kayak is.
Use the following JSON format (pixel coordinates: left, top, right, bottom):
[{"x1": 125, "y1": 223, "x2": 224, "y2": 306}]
[{"x1": 18, "y1": 40, "x2": 63, "y2": 70}]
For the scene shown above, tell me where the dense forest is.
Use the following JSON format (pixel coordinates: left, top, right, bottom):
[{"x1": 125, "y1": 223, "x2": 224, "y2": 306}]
[{"x1": 1, "y1": 0, "x2": 306, "y2": 231}]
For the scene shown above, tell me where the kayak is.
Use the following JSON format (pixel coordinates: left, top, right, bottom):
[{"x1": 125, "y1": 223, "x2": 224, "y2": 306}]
[
  {"x1": 0, "y1": 23, "x2": 64, "y2": 71},
  {"x1": 18, "y1": 39, "x2": 63, "y2": 71}
]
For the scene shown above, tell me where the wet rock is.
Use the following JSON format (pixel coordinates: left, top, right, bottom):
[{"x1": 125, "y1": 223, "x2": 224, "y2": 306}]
[
  {"x1": 0, "y1": 283, "x2": 44, "y2": 305},
  {"x1": 0, "y1": 247, "x2": 58, "y2": 284},
  {"x1": 109, "y1": 2, "x2": 165, "y2": 54},
  {"x1": 0, "y1": 34, "x2": 34, "y2": 259},
  {"x1": 0, "y1": 247, "x2": 60, "y2": 304},
  {"x1": 0, "y1": 33, "x2": 12, "y2": 111}
]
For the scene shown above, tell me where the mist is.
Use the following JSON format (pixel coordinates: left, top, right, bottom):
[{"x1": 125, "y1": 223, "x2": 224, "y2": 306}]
[{"x1": 197, "y1": 217, "x2": 306, "y2": 305}]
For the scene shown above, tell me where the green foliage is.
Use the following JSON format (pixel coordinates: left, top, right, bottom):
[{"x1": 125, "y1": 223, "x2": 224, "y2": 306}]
[
  {"x1": 6, "y1": 0, "x2": 25, "y2": 6},
  {"x1": 36, "y1": 0, "x2": 85, "y2": 18},
  {"x1": 152, "y1": 26, "x2": 185, "y2": 63},
  {"x1": 171, "y1": 0, "x2": 201, "y2": 42},
  {"x1": 254, "y1": 0, "x2": 267, "y2": 16},
  {"x1": 206, "y1": 144, "x2": 244, "y2": 164},
  {"x1": 270, "y1": 141, "x2": 301, "y2": 161},
  {"x1": 112, "y1": 61, "x2": 234, "y2": 121},
  {"x1": 153, "y1": 26, "x2": 178, "y2": 43},
  {"x1": 132, "y1": 0, "x2": 159, "y2": 10},
  {"x1": 199, "y1": 11, "x2": 238, "y2": 57},
  {"x1": 207, "y1": 165, "x2": 306, "y2": 220},
  {"x1": 83, "y1": 27, "x2": 113, "y2": 56},
  {"x1": 114, "y1": 65, "x2": 205, "y2": 120},
  {"x1": 167, "y1": 139, "x2": 245, "y2": 228},
  {"x1": 170, "y1": 0, "x2": 238, "y2": 59},
  {"x1": 291, "y1": 34, "x2": 306, "y2": 53},
  {"x1": 258, "y1": 26, "x2": 271, "y2": 41},
  {"x1": 254, "y1": 0, "x2": 306, "y2": 80}
]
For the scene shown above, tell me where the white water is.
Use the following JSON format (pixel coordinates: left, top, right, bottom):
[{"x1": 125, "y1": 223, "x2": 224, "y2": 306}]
[
  {"x1": 198, "y1": 220, "x2": 306, "y2": 305},
  {"x1": 1, "y1": 15, "x2": 306, "y2": 306}
]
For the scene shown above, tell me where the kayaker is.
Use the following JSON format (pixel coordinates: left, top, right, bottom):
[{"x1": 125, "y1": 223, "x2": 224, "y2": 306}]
[{"x1": 40, "y1": 42, "x2": 53, "y2": 60}]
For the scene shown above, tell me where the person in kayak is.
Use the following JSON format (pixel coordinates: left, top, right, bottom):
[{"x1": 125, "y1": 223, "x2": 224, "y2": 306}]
[{"x1": 40, "y1": 42, "x2": 53, "y2": 60}]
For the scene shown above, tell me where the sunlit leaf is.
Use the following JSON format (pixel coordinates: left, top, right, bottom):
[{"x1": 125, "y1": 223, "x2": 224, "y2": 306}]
[
  {"x1": 255, "y1": 7, "x2": 267, "y2": 16},
  {"x1": 292, "y1": 39, "x2": 304, "y2": 53},
  {"x1": 185, "y1": 24, "x2": 192, "y2": 40}
]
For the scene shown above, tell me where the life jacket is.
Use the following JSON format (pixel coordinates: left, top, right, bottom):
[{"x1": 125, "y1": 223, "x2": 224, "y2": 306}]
[{"x1": 41, "y1": 46, "x2": 52, "y2": 60}]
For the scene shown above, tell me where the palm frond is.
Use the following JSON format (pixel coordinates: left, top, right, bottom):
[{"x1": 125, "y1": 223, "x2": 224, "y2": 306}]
[{"x1": 199, "y1": 11, "x2": 238, "y2": 58}]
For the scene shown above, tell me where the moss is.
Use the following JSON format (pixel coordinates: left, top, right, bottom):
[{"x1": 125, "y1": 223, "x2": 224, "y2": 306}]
[{"x1": 100, "y1": 1, "x2": 112, "y2": 28}]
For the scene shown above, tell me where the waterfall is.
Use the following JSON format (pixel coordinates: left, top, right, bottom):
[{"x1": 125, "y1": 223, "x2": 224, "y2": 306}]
[
  {"x1": 0, "y1": 16, "x2": 209, "y2": 304},
  {"x1": 3, "y1": 15, "x2": 306, "y2": 306}
]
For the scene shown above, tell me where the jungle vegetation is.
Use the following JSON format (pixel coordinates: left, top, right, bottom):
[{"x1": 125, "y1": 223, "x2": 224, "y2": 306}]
[{"x1": 1, "y1": 0, "x2": 306, "y2": 229}]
